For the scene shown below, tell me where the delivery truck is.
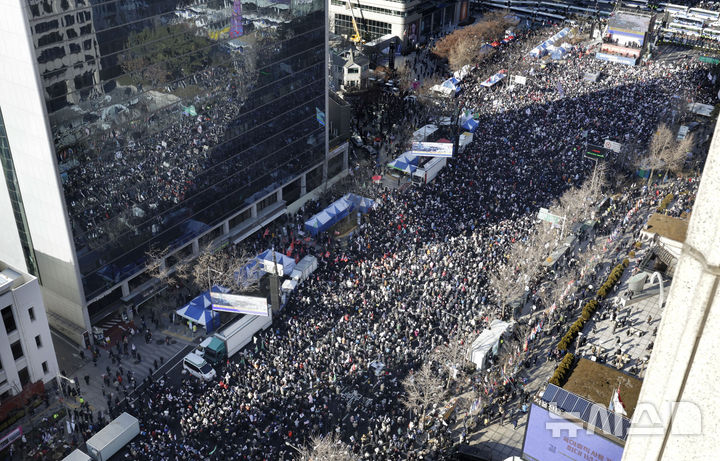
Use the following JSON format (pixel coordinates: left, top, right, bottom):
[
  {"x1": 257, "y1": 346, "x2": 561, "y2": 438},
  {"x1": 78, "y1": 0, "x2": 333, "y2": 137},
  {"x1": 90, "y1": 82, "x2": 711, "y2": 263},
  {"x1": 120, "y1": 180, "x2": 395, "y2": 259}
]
[
  {"x1": 196, "y1": 311, "x2": 273, "y2": 364},
  {"x1": 412, "y1": 157, "x2": 447, "y2": 185},
  {"x1": 62, "y1": 450, "x2": 92, "y2": 461},
  {"x1": 85, "y1": 412, "x2": 139, "y2": 461}
]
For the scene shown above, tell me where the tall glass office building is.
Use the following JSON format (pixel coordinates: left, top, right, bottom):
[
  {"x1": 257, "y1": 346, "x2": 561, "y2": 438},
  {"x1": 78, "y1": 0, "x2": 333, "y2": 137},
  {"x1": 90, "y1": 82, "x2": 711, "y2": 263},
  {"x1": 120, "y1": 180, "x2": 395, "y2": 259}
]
[{"x1": 0, "y1": 0, "x2": 343, "y2": 343}]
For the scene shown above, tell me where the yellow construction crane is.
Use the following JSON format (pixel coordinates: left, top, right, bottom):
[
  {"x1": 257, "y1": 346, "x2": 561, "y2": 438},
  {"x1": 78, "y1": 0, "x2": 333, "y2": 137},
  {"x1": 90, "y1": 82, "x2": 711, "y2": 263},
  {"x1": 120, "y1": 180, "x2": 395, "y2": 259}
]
[{"x1": 345, "y1": 0, "x2": 365, "y2": 44}]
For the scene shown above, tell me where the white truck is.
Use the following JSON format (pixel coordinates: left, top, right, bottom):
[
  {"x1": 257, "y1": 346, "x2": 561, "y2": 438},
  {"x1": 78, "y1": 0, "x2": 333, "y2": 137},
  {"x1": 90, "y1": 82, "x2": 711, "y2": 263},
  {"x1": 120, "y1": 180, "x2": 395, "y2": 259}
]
[
  {"x1": 412, "y1": 157, "x2": 447, "y2": 185},
  {"x1": 85, "y1": 412, "x2": 139, "y2": 461},
  {"x1": 62, "y1": 450, "x2": 92, "y2": 461},
  {"x1": 290, "y1": 255, "x2": 318, "y2": 283},
  {"x1": 197, "y1": 312, "x2": 273, "y2": 364}
]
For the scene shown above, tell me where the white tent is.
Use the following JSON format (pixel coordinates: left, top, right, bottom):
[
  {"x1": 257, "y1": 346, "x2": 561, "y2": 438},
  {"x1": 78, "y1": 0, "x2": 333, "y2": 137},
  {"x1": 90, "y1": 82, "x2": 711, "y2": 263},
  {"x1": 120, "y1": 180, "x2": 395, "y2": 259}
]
[{"x1": 467, "y1": 320, "x2": 512, "y2": 369}]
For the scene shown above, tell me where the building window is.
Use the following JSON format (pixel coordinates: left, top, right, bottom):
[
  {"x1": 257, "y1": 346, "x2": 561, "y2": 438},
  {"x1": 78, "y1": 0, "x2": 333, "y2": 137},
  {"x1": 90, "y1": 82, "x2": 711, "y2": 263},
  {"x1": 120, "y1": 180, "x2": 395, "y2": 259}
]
[
  {"x1": 1, "y1": 306, "x2": 16, "y2": 334},
  {"x1": 347, "y1": 67, "x2": 359, "y2": 74},
  {"x1": 28, "y1": 307, "x2": 35, "y2": 321},
  {"x1": 10, "y1": 341, "x2": 23, "y2": 360},
  {"x1": 334, "y1": 14, "x2": 392, "y2": 40},
  {"x1": 0, "y1": 108, "x2": 39, "y2": 277},
  {"x1": 35, "y1": 335, "x2": 42, "y2": 348},
  {"x1": 42, "y1": 361, "x2": 49, "y2": 374},
  {"x1": 17, "y1": 367, "x2": 29, "y2": 388}
]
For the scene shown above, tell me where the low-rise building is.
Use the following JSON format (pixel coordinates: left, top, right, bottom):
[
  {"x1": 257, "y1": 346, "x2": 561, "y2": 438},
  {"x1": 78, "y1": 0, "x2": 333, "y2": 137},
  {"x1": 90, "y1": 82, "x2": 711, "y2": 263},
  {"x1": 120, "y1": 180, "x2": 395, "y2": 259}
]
[{"x1": 0, "y1": 260, "x2": 59, "y2": 398}]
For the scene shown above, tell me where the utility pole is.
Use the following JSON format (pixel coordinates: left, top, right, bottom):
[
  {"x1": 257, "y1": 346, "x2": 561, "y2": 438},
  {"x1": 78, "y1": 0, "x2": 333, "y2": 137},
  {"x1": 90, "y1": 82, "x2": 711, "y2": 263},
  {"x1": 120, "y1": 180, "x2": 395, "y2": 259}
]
[{"x1": 270, "y1": 250, "x2": 281, "y2": 314}]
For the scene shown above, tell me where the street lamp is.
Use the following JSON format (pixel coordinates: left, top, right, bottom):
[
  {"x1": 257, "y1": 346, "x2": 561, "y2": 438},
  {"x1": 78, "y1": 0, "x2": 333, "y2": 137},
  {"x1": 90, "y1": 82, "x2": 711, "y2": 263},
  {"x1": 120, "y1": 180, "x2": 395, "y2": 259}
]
[{"x1": 56, "y1": 373, "x2": 76, "y2": 423}]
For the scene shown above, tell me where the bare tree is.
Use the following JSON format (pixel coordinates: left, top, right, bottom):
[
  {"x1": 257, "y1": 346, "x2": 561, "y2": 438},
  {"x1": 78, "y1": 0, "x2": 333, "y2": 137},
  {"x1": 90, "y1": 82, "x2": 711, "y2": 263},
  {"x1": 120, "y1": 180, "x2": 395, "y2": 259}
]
[
  {"x1": 148, "y1": 243, "x2": 259, "y2": 297},
  {"x1": 537, "y1": 265, "x2": 579, "y2": 310},
  {"x1": 297, "y1": 434, "x2": 359, "y2": 461},
  {"x1": 431, "y1": 326, "x2": 473, "y2": 389},
  {"x1": 549, "y1": 178, "x2": 597, "y2": 239},
  {"x1": 663, "y1": 133, "x2": 694, "y2": 180},
  {"x1": 644, "y1": 124, "x2": 675, "y2": 185},
  {"x1": 487, "y1": 260, "x2": 525, "y2": 319},
  {"x1": 401, "y1": 360, "x2": 445, "y2": 428}
]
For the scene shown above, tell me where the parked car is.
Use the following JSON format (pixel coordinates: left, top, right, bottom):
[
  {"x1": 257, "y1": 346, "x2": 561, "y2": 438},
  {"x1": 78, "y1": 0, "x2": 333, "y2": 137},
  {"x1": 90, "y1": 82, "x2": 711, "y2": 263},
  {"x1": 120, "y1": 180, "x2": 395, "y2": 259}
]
[{"x1": 183, "y1": 352, "x2": 217, "y2": 381}]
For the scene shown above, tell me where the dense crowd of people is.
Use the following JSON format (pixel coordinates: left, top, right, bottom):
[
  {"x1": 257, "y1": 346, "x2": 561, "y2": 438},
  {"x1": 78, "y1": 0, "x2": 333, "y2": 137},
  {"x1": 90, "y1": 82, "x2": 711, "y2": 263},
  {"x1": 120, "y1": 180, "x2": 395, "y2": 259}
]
[{"x1": 103, "y1": 23, "x2": 716, "y2": 461}]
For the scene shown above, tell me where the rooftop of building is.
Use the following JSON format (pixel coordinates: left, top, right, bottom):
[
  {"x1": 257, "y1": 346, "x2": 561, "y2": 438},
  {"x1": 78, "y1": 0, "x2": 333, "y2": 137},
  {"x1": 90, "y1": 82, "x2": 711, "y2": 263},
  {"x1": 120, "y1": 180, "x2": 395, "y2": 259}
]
[
  {"x1": 608, "y1": 12, "x2": 652, "y2": 34},
  {"x1": 643, "y1": 213, "x2": 689, "y2": 243},
  {"x1": 563, "y1": 358, "x2": 643, "y2": 418},
  {"x1": 0, "y1": 262, "x2": 31, "y2": 294}
]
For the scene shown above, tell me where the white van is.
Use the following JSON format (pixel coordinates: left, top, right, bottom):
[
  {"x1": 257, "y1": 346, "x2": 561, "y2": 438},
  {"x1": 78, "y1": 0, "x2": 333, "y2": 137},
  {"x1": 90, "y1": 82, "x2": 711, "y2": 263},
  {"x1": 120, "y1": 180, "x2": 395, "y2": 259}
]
[{"x1": 183, "y1": 352, "x2": 216, "y2": 381}]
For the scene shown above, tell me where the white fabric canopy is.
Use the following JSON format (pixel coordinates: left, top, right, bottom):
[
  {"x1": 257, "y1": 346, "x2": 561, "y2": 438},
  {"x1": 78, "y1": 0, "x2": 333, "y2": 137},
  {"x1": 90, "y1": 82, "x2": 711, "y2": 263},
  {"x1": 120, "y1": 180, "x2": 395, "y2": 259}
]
[{"x1": 467, "y1": 320, "x2": 512, "y2": 369}]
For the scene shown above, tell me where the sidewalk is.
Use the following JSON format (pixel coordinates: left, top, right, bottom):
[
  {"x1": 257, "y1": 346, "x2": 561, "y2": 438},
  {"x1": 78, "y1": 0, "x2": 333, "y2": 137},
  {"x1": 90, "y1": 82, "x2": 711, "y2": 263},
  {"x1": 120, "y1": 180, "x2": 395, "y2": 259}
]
[
  {"x1": 50, "y1": 309, "x2": 199, "y2": 417},
  {"x1": 453, "y1": 202, "x2": 656, "y2": 457}
]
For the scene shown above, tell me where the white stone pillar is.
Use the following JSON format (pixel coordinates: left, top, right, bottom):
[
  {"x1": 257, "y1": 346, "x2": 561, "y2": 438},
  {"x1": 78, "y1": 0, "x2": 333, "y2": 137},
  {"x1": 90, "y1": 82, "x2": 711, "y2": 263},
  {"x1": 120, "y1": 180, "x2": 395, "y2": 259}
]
[{"x1": 622, "y1": 120, "x2": 720, "y2": 461}]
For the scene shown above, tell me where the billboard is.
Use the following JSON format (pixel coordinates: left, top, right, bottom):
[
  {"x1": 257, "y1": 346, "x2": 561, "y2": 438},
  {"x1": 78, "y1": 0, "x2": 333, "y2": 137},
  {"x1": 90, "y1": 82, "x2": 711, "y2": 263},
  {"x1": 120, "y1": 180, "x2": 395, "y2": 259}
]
[
  {"x1": 411, "y1": 141, "x2": 454, "y2": 158},
  {"x1": 211, "y1": 292, "x2": 269, "y2": 316},
  {"x1": 522, "y1": 404, "x2": 624, "y2": 461}
]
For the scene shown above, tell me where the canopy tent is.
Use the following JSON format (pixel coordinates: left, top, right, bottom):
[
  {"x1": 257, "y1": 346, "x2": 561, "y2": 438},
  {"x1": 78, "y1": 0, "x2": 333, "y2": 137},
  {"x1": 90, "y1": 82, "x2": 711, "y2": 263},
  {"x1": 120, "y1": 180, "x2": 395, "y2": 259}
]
[
  {"x1": 441, "y1": 77, "x2": 461, "y2": 95},
  {"x1": 327, "y1": 196, "x2": 353, "y2": 223},
  {"x1": 175, "y1": 285, "x2": 230, "y2": 333},
  {"x1": 467, "y1": 319, "x2": 512, "y2": 369},
  {"x1": 257, "y1": 249, "x2": 296, "y2": 276},
  {"x1": 388, "y1": 152, "x2": 418, "y2": 173},
  {"x1": 429, "y1": 84, "x2": 455, "y2": 96},
  {"x1": 453, "y1": 64, "x2": 473, "y2": 81},
  {"x1": 344, "y1": 193, "x2": 375, "y2": 213},
  {"x1": 303, "y1": 194, "x2": 374, "y2": 237},
  {"x1": 304, "y1": 210, "x2": 334, "y2": 236},
  {"x1": 388, "y1": 158, "x2": 417, "y2": 174},
  {"x1": 461, "y1": 118, "x2": 479, "y2": 132},
  {"x1": 529, "y1": 28, "x2": 570, "y2": 58}
]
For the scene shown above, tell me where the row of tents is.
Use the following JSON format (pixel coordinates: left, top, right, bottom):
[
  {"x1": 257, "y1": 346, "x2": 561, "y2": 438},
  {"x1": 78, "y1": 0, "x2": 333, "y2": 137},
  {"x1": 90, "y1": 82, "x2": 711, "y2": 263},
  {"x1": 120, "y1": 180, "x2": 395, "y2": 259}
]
[
  {"x1": 303, "y1": 193, "x2": 375, "y2": 236},
  {"x1": 529, "y1": 27, "x2": 571, "y2": 59}
]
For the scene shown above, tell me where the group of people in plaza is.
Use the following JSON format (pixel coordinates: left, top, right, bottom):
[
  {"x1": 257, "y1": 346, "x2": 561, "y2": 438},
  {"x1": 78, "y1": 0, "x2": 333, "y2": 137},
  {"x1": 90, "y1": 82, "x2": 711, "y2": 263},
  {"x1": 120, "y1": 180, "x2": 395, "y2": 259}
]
[
  {"x1": 18, "y1": 16, "x2": 713, "y2": 461},
  {"x1": 105, "y1": 22, "x2": 713, "y2": 461}
]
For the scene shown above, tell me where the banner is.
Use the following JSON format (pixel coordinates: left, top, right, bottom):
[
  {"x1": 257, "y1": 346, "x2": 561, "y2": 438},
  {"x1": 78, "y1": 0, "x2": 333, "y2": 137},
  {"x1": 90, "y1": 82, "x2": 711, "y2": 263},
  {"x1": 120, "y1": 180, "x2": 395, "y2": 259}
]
[
  {"x1": 603, "y1": 139, "x2": 622, "y2": 153},
  {"x1": 480, "y1": 71, "x2": 507, "y2": 87},
  {"x1": 211, "y1": 292, "x2": 269, "y2": 316},
  {"x1": 411, "y1": 142, "x2": 453, "y2": 158},
  {"x1": 0, "y1": 427, "x2": 21, "y2": 451}
]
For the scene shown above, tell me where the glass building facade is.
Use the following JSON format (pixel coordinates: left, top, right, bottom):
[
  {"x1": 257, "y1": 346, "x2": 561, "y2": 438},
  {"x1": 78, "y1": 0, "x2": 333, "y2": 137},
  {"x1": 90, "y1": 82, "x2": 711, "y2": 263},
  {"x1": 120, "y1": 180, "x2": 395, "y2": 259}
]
[{"x1": 25, "y1": 0, "x2": 326, "y2": 303}]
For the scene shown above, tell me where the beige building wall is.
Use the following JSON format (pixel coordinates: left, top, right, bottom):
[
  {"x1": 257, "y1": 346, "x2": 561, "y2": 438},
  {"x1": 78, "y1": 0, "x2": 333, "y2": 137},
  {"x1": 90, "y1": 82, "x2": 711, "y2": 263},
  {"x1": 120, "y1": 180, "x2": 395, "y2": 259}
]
[{"x1": 622, "y1": 119, "x2": 720, "y2": 460}]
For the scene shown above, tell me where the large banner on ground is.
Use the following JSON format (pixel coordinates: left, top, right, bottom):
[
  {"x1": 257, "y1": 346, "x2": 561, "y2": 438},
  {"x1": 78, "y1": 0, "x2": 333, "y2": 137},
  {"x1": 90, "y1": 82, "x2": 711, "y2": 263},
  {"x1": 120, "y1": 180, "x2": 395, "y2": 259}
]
[
  {"x1": 211, "y1": 292, "x2": 269, "y2": 316},
  {"x1": 481, "y1": 71, "x2": 507, "y2": 87},
  {"x1": 411, "y1": 142, "x2": 454, "y2": 158}
]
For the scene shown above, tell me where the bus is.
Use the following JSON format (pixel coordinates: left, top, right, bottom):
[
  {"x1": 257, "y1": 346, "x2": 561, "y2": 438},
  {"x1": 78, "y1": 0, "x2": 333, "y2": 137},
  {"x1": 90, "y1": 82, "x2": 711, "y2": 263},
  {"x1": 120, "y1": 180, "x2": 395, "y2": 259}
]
[
  {"x1": 701, "y1": 27, "x2": 720, "y2": 40},
  {"x1": 569, "y1": 5, "x2": 599, "y2": 16},
  {"x1": 672, "y1": 14, "x2": 706, "y2": 28},
  {"x1": 688, "y1": 7, "x2": 720, "y2": 22},
  {"x1": 663, "y1": 3, "x2": 689, "y2": 15},
  {"x1": 665, "y1": 24, "x2": 704, "y2": 36},
  {"x1": 536, "y1": 9, "x2": 566, "y2": 20}
]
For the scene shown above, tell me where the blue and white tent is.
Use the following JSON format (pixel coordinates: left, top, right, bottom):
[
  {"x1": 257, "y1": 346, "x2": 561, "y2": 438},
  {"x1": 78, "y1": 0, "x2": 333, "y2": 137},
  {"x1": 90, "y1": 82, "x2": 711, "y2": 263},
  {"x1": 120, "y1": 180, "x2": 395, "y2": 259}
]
[
  {"x1": 175, "y1": 285, "x2": 230, "y2": 332},
  {"x1": 461, "y1": 117, "x2": 479, "y2": 132},
  {"x1": 257, "y1": 249, "x2": 297, "y2": 275}
]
